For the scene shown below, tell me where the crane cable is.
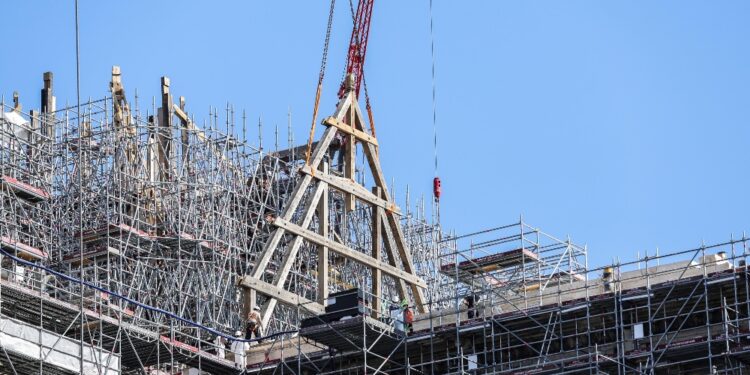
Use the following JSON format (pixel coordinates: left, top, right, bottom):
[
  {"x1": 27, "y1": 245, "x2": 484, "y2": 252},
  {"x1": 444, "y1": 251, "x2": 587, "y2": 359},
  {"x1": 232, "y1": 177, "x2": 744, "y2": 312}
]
[
  {"x1": 305, "y1": 0, "x2": 337, "y2": 168},
  {"x1": 428, "y1": 0, "x2": 443, "y2": 231},
  {"x1": 429, "y1": 0, "x2": 439, "y2": 180},
  {"x1": 73, "y1": 1, "x2": 86, "y2": 374}
]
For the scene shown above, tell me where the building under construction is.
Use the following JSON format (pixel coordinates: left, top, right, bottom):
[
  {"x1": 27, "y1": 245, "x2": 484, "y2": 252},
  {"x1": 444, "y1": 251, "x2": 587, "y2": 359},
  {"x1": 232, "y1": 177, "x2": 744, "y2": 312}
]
[
  {"x1": 1, "y1": 67, "x2": 749, "y2": 375},
  {"x1": 1, "y1": 3, "x2": 749, "y2": 374}
]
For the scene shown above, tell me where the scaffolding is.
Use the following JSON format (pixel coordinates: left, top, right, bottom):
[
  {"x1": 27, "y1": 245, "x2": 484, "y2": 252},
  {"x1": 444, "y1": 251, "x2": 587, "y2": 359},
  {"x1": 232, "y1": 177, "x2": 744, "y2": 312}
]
[
  {"x1": 253, "y1": 230, "x2": 750, "y2": 375},
  {"x1": 0, "y1": 68, "x2": 448, "y2": 374},
  {"x1": 1, "y1": 70, "x2": 749, "y2": 375}
]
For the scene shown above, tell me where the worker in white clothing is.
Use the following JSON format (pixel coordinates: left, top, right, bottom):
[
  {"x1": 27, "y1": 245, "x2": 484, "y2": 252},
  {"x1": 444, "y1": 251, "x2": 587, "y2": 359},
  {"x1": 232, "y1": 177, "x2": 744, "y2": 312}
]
[
  {"x1": 14, "y1": 265, "x2": 24, "y2": 284},
  {"x1": 214, "y1": 335, "x2": 226, "y2": 359},
  {"x1": 389, "y1": 298, "x2": 404, "y2": 333},
  {"x1": 231, "y1": 331, "x2": 249, "y2": 368}
]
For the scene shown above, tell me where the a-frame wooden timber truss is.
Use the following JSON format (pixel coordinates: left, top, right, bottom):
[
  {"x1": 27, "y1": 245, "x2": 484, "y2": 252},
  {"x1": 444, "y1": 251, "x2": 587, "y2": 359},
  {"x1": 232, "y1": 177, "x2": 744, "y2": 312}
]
[{"x1": 238, "y1": 80, "x2": 427, "y2": 329}]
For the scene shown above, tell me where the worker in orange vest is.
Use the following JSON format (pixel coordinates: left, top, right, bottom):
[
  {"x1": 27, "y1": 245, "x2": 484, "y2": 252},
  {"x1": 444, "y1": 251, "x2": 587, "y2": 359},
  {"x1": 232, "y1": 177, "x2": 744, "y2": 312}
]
[{"x1": 402, "y1": 300, "x2": 414, "y2": 335}]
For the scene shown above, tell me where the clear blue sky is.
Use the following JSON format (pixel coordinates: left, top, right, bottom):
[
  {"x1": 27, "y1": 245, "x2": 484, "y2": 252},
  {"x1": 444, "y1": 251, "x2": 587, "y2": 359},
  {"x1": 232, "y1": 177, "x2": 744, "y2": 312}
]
[{"x1": 1, "y1": 1, "x2": 748, "y2": 268}]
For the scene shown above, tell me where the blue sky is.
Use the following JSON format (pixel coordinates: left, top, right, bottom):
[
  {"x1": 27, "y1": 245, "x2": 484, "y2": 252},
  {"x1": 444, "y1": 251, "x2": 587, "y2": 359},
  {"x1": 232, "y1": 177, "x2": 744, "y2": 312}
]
[{"x1": 1, "y1": 1, "x2": 748, "y2": 268}]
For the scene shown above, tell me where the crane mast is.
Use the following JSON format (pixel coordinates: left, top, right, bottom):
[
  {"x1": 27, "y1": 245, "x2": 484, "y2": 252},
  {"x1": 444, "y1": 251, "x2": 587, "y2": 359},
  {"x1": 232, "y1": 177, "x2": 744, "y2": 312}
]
[{"x1": 338, "y1": 0, "x2": 374, "y2": 99}]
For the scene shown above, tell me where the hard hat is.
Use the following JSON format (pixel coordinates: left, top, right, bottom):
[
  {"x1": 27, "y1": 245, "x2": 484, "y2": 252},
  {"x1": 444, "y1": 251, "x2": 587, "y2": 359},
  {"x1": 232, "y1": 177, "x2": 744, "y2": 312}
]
[
  {"x1": 235, "y1": 330, "x2": 242, "y2": 337},
  {"x1": 253, "y1": 306, "x2": 261, "y2": 311}
]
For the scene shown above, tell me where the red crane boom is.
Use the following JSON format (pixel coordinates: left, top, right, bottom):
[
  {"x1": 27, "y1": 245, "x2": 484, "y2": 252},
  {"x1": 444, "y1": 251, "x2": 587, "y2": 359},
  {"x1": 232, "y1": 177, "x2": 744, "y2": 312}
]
[{"x1": 338, "y1": 0, "x2": 375, "y2": 98}]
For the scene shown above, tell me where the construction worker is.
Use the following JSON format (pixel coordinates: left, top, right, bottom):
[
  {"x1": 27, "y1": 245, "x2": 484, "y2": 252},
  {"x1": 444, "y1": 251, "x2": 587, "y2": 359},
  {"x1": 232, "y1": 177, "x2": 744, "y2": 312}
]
[
  {"x1": 402, "y1": 300, "x2": 414, "y2": 335},
  {"x1": 464, "y1": 295, "x2": 478, "y2": 319},
  {"x1": 603, "y1": 266, "x2": 614, "y2": 292},
  {"x1": 214, "y1": 335, "x2": 226, "y2": 359},
  {"x1": 389, "y1": 298, "x2": 404, "y2": 333},
  {"x1": 246, "y1": 306, "x2": 264, "y2": 343},
  {"x1": 230, "y1": 331, "x2": 249, "y2": 368}
]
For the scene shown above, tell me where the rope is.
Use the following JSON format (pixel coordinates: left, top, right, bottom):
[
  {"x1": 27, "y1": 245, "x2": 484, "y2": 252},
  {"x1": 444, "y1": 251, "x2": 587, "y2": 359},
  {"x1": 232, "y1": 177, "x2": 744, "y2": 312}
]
[
  {"x1": 362, "y1": 73, "x2": 377, "y2": 138},
  {"x1": 429, "y1": 0, "x2": 439, "y2": 178},
  {"x1": 305, "y1": 0, "x2": 337, "y2": 168},
  {"x1": 305, "y1": 84, "x2": 323, "y2": 169}
]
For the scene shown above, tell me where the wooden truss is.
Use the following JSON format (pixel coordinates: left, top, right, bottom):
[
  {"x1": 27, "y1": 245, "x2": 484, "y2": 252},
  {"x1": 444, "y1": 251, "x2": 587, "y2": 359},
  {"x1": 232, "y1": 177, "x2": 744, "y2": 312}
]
[{"x1": 238, "y1": 85, "x2": 427, "y2": 328}]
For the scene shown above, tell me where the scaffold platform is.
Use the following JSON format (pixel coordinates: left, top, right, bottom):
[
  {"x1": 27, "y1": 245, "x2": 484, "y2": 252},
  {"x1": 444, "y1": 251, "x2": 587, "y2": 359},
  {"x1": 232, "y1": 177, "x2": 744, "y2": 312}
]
[
  {"x1": 440, "y1": 248, "x2": 539, "y2": 275},
  {"x1": 300, "y1": 315, "x2": 404, "y2": 355},
  {"x1": 0, "y1": 236, "x2": 48, "y2": 261},
  {"x1": 0, "y1": 278, "x2": 240, "y2": 374},
  {"x1": 0, "y1": 175, "x2": 50, "y2": 202}
]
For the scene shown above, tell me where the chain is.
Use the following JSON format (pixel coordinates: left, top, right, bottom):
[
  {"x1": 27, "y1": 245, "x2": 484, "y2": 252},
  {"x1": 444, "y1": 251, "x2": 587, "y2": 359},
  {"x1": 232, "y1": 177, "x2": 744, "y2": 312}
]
[
  {"x1": 305, "y1": 0, "x2": 337, "y2": 167},
  {"x1": 319, "y1": 0, "x2": 337, "y2": 83}
]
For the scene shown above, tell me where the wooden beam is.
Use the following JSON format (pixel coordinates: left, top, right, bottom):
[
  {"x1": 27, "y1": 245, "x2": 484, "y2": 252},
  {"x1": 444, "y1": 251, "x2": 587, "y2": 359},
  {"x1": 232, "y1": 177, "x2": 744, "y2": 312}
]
[
  {"x1": 172, "y1": 104, "x2": 189, "y2": 123},
  {"x1": 384, "y1": 212, "x2": 419, "y2": 279},
  {"x1": 251, "y1": 228, "x2": 285, "y2": 279},
  {"x1": 244, "y1": 126, "x2": 338, "y2": 315},
  {"x1": 384, "y1": 209, "x2": 427, "y2": 312},
  {"x1": 260, "y1": 180, "x2": 327, "y2": 327},
  {"x1": 317, "y1": 162, "x2": 330, "y2": 304},
  {"x1": 158, "y1": 77, "x2": 173, "y2": 182},
  {"x1": 378, "y1": 205, "x2": 409, "y2": 303},
  {"x1": 361, "y1": 139, "x2": 427, "y2": 311},
  {"x1": 306, "y1": 125, "x2": 338, "y2": 170},
  {"x1": 272, "y1": 182, "x2": 326, "y2": 283},
  {"x1": 173, "y1": 104, "x2": 226, "y2": 155},
  {"x1": 344, "y1": 107, "x2": 356, "y2": 212},
  {"x1": 347, "y1": 81, "x2": 385, "y2": 196},
  {"x1": 299, "y1": 165, "x2": 399, "y2": 215},
  {"x1": 251, "y1": 170, "x2": 315, "y2": 278},
  {"x1": 241, "y1": 88, "x2": 430, "y2": 325},
  {"x1": 350, "y1": 95, "x2": 373, "y2": 137},
  {"x1": 238, "y1": 276, "x2": 325, "y2": 315},
  {"x1": 172, "y1": 104, "x2": 237, "y2": 168},
  {"x1": 251, "y1": 127, "x2": 338, "y2": 275},
  {"x1": 371, "y1": 186, "x2": 382, "y2": 315},
  {"x1": 178, "y1": 97, "x2": 191, "y2": 176},
  {"x1": 322, "y1": 117, "x2": 378, "y2": 146},
  {"x1": 273, "y1": 218, "x2": 427, "y2": 289},
  {"x1": 363, "y1": 142, "x2": 389, "y2": 199},
  {"x1": 332, "y1": 92, "x2": 354, "y2": 121}
]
